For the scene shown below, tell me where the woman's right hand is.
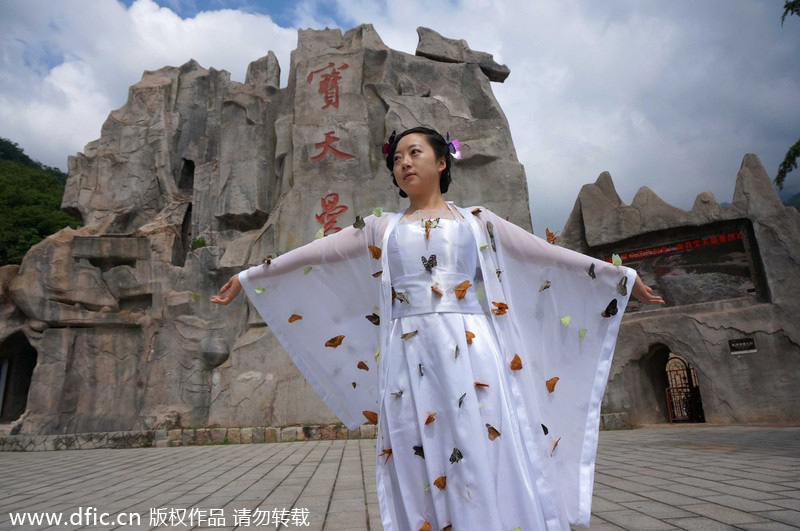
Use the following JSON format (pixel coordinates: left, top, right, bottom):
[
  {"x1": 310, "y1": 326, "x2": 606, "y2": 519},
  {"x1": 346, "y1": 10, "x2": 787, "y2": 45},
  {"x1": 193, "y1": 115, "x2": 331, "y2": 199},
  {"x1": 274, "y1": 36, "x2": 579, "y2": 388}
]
[{"x1": 210, "y1": 274, "x2": 243, "y2": 306}]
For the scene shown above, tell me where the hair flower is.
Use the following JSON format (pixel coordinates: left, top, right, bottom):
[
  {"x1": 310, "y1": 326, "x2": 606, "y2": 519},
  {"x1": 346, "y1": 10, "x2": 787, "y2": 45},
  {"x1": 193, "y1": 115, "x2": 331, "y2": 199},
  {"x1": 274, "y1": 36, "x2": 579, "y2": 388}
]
[
  {"x1": 446, "y1": 132, "x2": 462, "y2": 160},
  {"x1": 382, "y1": 130, "x2": 397, "y2": 155}
]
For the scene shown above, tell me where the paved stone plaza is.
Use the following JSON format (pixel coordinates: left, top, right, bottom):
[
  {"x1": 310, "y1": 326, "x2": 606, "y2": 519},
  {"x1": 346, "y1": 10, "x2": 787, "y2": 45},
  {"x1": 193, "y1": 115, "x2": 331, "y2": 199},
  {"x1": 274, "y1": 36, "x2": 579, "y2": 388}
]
[{"x1": 1, "y1": 425, "x2": 798, "y2": 530}]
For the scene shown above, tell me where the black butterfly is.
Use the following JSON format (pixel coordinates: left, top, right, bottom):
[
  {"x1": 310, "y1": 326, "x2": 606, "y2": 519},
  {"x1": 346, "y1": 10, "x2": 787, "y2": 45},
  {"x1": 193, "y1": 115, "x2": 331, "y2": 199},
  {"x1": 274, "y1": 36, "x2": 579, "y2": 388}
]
[
  {"x1": 421, "y1": 254, "x2": 437, "y2": 273},
  {"x1": 449, "y1": 447, "x2": 463, "y2": 464},
  {"x1": 541, "y1": 423, "x2": 549, "y2": 436},
  {"x1": 486, "y1": 221, "x2": 496, "y2": 252},
  {"x1": 601, "y1": 299, "x2": 618, "y2": 318},
  {"x1": 413, "y1": 445, "x2": 425, "y2": 458},
  {"x1": 418, "y1": 363, "x2": 424, "y2": 377},
  {"x1": 588, "y1": 263, "x2": 596, "y2": 279},
  {"x1": 617, "y1": 276, "x2": 628, "y2": 296},
  {"x1": 352, "y1": 215, "x2": 365, "y2": 229},
  {"x1": 458, "y1": 392, "x2": 467, "y2": 408},
  {"x1": 365, "y1": 313, "x2": 380, "y2": 326}
]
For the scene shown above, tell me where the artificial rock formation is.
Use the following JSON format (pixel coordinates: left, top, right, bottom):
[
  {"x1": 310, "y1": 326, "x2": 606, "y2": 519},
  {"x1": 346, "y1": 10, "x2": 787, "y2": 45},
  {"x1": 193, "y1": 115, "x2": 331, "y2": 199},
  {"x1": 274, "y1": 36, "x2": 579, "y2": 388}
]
[
  {"x1": 561, "y1": 155, "x2": 800, "y2": 425},
  {"x1": 0, "y1": 25, "x2": 526, "y2": 435}
]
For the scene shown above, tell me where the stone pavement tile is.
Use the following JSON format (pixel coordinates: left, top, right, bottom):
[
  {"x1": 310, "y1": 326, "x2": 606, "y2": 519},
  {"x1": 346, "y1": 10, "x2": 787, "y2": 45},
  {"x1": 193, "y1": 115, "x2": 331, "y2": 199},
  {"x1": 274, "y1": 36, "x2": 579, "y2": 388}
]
[
  {"x1": 595, "y1": 474, "x2": 662, "y2": 492},
  {"x1": 598, "y1": 509, "x2": 681, "y2": 530},
  {"x1": 752, "y1": 510, "x2": 800, "y2": 527},
  {"x1": 669, "y1": 516, "x2": 744, "y2": 531},
  {"x1": 760, "y1": 497, "x2": 800, "y2": 511},
  {"x1": 594, "y1": 486, "x2": 649, "y2": 503},
  {"x1": 639, "y1": 489, "x2": 707, "y2": 506},
  {"x1": 676, "y1": 502, "x2": 769, "y2": 525},
  {"x1": 698, "y1": 495, "x2": 784, "y2": 512},
  {"x1": 619, "y1": 500, "x2": 695, "y2": 519},
  {"x1": 738, "y1": 522, "x2": 800, "y2": 531},
  {"x1": 725, "y1": 479, "x2": 797, "y2": 492},
  {"x1": 592, "y1": 497, "x2": 627, "y2": 512},
  {"x1": 662, "y1": 484, "x2": 719, "y2": 498}
]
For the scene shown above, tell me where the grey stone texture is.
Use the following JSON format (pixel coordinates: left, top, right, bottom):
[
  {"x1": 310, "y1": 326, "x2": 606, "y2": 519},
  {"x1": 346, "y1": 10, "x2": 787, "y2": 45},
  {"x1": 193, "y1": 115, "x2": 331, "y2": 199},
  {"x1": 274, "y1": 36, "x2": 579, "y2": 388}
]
[
  {"x1": 0, "y1": 25, "x2": 528, "y2": 436},
  {"x1": 560, "y1": 154, "x2": 800, "y2": 425}
]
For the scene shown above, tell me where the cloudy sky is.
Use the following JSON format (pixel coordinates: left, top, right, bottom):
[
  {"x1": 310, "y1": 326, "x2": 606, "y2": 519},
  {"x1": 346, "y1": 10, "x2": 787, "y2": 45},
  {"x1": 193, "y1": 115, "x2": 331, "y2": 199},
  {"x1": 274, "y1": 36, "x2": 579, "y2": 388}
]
[{"x1": 2, "y1": 0, "x2": 799, "y2": 235}]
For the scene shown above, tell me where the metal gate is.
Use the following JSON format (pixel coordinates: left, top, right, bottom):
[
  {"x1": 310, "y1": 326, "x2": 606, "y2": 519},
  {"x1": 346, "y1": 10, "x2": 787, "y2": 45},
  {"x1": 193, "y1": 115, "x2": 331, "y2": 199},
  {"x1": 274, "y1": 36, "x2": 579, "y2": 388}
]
[{"x1": 665, "y1": 356, "x2": 705, "y2": 423}]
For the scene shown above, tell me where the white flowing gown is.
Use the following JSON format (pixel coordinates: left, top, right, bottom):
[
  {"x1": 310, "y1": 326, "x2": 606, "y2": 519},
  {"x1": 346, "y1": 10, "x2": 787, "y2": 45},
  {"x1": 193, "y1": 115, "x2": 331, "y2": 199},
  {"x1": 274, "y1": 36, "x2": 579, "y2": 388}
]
[{"x1": 238, "y1": 203, "x2": 635, "y2": 531}]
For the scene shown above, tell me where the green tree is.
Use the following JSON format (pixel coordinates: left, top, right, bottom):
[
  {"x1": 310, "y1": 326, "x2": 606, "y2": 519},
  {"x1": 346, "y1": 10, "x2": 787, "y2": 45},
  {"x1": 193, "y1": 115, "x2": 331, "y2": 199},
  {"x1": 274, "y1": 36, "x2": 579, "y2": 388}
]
[
  {"x1": 0, "y1": 140, "x2": 81, "y2": 266},
  {"x1": 775, "y1": 2, "x2": 800, "y2": 190},
  {"x1": 782, "y1": 1, "x2": 800, "y2": 25}
]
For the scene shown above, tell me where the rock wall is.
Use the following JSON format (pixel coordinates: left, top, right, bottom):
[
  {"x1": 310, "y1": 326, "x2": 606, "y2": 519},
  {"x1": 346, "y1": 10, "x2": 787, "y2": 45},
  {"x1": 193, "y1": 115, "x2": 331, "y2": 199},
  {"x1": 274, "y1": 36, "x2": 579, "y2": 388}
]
[
  {"x1": 0, "y1": 25, "x2": 528, "y2": 435},
  {"x1": 560, "y1": 155, "x2": 800, "y2": 425}
]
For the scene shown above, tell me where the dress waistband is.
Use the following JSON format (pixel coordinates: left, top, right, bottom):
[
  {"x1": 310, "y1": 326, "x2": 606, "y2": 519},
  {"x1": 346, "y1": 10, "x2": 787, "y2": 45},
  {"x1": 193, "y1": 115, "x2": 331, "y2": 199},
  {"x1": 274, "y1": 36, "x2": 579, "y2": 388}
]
[{"x1": 391, "y1": 272, "x2": 483, "y2": 319}]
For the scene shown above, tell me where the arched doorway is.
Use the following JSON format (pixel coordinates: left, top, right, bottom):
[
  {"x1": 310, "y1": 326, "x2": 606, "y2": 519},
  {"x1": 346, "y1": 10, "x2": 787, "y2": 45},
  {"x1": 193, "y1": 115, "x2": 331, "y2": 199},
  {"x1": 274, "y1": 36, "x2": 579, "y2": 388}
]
[
  {"x1": 665, "y1": 354, "x2": 705, "y2": 423},
  {"x1": 0, "y1": 332, "x2": 37, "y2": 422}
]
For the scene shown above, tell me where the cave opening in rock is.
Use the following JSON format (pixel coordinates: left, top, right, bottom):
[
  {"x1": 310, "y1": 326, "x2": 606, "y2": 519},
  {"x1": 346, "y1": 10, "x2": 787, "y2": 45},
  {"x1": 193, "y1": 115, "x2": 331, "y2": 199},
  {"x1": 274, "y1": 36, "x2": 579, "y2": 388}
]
[{"x1": 0, "y1": 331, "x2": 38, "y2": 422}]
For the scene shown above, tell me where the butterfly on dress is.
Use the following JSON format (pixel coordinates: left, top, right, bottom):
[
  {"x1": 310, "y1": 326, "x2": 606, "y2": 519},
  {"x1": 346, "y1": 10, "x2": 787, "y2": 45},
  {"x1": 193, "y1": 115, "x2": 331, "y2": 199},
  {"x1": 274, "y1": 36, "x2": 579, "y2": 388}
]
[
  {"x1": 434, "y1": 476, "x2": 447, "y2": 490},
  {"x1": 352, "y1": 215, "x2": 365, "y2": 229},
  {"x1": 421, "y1": 254, "x2": 437, "y2": 273},
  {"x1": 413, "y1": 445, "x2": 425, "y2": 458},
  {"x1": 486, "y1": 221, "x2": 497, "y2": 252},
  {"x1": 601, "y1": 299, "x2": 618, "y2": 318},
  {"x1": 422, "y1": 218, "x2": 440, "y2": 239},
  {"x1": 365, "y1": 313, "x2": 380, "y2": 326},
  {"x1": 379, "y1": 448, "x2": 392, "y2": 464},
  {"x1": 486, "y1": 423, "x2": 501, "y2": 441},
  {"x1": 546, "y1": 228, "x2": 558, "y2": 245},
  {"x1": 449, "y1": 447, "x2": 463, "y2": 464},
  {"x1": 617, "y1": 276, "x2": 628, "y2": 296},
  {"x1": 588, "y1": 263, "x2": 597, "y2": 279}
]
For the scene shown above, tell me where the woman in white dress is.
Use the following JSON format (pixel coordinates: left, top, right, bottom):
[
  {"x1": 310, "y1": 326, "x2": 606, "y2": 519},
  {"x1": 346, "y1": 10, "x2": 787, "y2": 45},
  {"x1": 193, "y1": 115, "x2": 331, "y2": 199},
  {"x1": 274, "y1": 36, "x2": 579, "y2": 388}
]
[{"x1": 212, "y1": 127, "x2": 663, "y2": 530}]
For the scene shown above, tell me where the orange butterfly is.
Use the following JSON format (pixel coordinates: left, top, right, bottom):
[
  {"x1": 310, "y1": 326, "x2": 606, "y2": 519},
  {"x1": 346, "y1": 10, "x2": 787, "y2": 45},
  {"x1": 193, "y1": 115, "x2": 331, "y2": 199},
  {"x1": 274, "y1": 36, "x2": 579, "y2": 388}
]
[
  {"x1": 471, "y1": 208, "x2": 482, "y2": 215},
  {"x1": 431, "y1": 284, "x2": 443, "y2": 296},
  {"x1": 486, "y1": 423, "x2": 501, "y2": 440},
  {"x1": 262, "y1": 255, "x2": 273, "y2": 264},
  {"x1": 546, "y1": 228, "x2": 558, "y2": 244},
  {"x1": 401, "y1": 330, "x2": 418, "y2": 340},
  {"x1": 424, "y1": 412, "x2": 437, "y2": 425},
  {"x1": 325, "y1": 335, "x2": 344, "y2": 348},
  {"x1": 551, "y1": 436, "x2": 562, "y2": 455},
  {"x1": 288, "y1": 314, "x2": 302, "y2": 323},
  {"x1": 362, "y1": 411, "x2": 378, "y2": 424},
  {"x1": 379, "y1": 448, "x2": 392, "y2": 464},
  {"x1": 357, "y1": 361, "x2": 369, "y2": 371},
  {"x1": 465, "y1": 330, "x2": 475, "y2": 344},
  {"x1": 419, "y1": 523, "x2": 432, "y2": 531},
  {"x1": 491, "y1": 301, "x2": 508, "y2": 315},
  {"x1": 368, "y1": 245, "x2": 382, "y2": 259},
  {"x1": 509, "y1": 354, "x2": 522, "y2": 371},
  {"x1": 474, "y1": 381, "x2": 489, "y2": 388},
  {"x1": 372, "y1": 270, "x2": 382, "y2": 278},
  {"x1": 454, "y1": 280, "x2": 472, "y2": 300},
  {"x1": 434, "y1": 475, "x2": 447, "y2": 490},
  {"x1": 546, "y1": 377, "x2": 560, "y2": 393}
]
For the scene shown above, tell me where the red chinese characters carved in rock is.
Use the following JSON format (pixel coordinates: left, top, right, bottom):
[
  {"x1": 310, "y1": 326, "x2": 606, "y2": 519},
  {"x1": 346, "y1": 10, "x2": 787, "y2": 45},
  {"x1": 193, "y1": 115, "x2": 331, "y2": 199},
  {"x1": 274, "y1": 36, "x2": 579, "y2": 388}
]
[
  {"x1": 310, "y1": 131, "x2": 355, "y2": 162},
  {"x1": 316, "y1": 193, "x2": 349, "y2": 236},
  {"x1": 306, "y1": 62, "x2": 349, "y2": 110}
]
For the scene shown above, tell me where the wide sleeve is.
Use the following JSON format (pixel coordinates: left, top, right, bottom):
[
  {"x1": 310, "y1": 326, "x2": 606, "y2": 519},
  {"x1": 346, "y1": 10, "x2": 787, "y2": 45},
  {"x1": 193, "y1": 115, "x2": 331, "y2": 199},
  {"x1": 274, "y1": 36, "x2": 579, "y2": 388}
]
[
  {"x1": 466, "y1": 207, "x2": 635, "y2": 527},
  {"x1": 237, "y1": 216, "x2": 387, "y2": 430}
]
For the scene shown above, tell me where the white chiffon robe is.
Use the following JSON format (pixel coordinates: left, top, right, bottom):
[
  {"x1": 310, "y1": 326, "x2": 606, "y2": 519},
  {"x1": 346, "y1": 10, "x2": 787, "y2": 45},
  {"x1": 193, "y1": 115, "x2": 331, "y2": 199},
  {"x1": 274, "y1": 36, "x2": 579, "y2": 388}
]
[{"x1": 238, "y1": 203, "x2": 635, "y2": 530}]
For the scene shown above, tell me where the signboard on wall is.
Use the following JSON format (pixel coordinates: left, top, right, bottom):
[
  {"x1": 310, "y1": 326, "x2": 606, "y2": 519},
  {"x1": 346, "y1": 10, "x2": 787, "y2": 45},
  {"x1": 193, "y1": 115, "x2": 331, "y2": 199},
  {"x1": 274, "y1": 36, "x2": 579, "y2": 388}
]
[
  {"x1": 729, "y1": 338, "x2": 757, "y2": 355},
  {"x1": 592, "y1": 220, "x2": 763, "y2": 313}
]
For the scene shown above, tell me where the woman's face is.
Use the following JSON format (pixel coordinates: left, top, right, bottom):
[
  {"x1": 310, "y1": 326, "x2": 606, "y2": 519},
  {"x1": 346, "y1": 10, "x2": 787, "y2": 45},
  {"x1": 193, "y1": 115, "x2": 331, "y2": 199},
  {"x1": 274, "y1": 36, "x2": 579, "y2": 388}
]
[{"x1": 392, "y1": 133, "x2": 446, "y2": 200}]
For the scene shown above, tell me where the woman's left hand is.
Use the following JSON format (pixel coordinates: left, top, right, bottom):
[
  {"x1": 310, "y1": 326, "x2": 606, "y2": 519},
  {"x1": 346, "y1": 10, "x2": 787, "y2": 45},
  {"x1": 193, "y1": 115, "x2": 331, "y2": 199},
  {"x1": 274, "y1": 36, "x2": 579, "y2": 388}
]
[{"x1": 632, "y1": 274, "x2": 665, "y2": 305}]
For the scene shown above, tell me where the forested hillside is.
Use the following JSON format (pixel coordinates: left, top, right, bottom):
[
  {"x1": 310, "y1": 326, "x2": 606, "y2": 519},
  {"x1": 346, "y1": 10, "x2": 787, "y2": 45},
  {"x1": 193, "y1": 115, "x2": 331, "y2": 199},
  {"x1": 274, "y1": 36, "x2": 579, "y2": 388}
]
[{"x1": 0, "y1": 139, "x2": 81, "y2": 266}]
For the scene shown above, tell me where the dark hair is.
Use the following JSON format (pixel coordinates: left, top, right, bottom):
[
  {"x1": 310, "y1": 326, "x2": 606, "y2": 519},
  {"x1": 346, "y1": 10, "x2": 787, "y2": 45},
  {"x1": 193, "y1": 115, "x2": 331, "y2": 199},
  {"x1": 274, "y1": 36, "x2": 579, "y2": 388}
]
[{"x1": 384, "y1": 127, "x2": 452, "y2": 198}]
